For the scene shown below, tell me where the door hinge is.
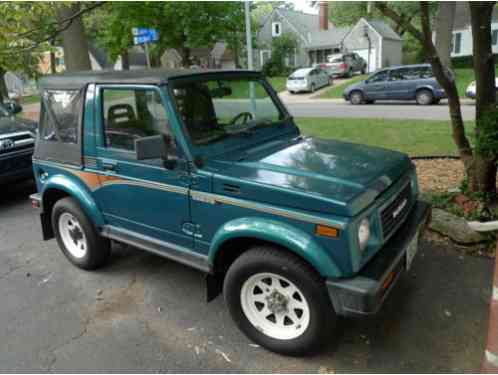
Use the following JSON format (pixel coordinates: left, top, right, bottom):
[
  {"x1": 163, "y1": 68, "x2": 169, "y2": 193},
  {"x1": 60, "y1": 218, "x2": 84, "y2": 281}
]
[{"x1": 182, "y1": 222, "x2": 202, "y2": 238}]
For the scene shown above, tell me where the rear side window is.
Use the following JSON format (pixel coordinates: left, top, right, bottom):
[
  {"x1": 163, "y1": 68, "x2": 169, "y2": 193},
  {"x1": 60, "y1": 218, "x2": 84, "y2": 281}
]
[
  {"x1": 369, "y1": 70, "x2": 389, "y2": 83},
  {"x1": 101, "y1": 88, "x2": 171, "y2": 152},
  {"x1": 40, "y1": 90, "x2": 83, "y2": 144}
]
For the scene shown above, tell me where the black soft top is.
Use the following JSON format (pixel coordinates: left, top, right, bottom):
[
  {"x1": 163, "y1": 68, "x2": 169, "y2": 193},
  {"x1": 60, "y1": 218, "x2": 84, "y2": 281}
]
[{"x1": 39, "y1": 69, "x2": 260, "y2": 90}]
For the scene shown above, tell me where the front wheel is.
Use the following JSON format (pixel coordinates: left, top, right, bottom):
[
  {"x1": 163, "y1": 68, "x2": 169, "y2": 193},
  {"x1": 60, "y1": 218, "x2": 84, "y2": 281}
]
[
  {"x1": 52, "y1": 197, "x2": 111, "y2": 270},
  {"x1": 416, "y1": 89, "x2": 434, "y2": 105},
  {"x1": 350, "y1": 91, "x2": 364, "y2": 105},
  {"x1": 310, "y1": 83, "x2": 316, "y2": 93},
  {"x1": 224, "y1": 246, "x2": 335, "y2": 356}
]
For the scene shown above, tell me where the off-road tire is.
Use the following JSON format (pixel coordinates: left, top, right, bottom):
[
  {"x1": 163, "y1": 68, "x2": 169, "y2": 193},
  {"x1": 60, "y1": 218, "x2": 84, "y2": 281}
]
[
  {"x1": 52, "y1": 197, "x2": 110, "y2": 270},
  {"x1": 224, "y1": 246, "x2": 335, "y2": 356}
]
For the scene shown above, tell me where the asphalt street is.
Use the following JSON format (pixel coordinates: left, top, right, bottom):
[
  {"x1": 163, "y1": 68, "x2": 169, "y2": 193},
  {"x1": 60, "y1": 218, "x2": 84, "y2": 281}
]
[
  {"x1": 0, "y1": 180, "x2": 493, "y2": 372},
  {"x1": 283, "y1": 100, "x2": 476, "y2": 121}
]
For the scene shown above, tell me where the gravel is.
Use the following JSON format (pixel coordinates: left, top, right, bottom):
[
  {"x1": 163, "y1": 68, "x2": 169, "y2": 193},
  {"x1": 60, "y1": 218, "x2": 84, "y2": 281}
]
[{"x1": 414, "y1": 158, "x2": 464, "y2": 193}]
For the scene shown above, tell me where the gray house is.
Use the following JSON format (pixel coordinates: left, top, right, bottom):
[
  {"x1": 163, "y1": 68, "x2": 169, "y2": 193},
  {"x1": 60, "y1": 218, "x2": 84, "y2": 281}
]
[{"x1": 255, "y1": 4, "x2": 402, "y2": 73}]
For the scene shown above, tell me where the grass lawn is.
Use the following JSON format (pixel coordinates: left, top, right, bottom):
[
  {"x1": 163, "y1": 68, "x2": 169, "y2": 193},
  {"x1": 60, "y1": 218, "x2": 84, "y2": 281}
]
[
  {"x1": 454, "y1": 66, "x2": 498, "y2": 97},
  {"x1": 295, "y1": 117, "x2": 475, "y2": 157},
  {"x1": 317, "y1": 75, "x2": 367, "y2": 99},
  {"x1": 21, "y1": 95, "x2": 40, "y2": 105}
]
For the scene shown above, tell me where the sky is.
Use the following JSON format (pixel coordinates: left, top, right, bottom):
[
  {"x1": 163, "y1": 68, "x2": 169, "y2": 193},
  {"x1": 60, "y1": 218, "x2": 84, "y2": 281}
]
[{"x1": 290, "y1": 1, "x2": 319, "y2": 15}]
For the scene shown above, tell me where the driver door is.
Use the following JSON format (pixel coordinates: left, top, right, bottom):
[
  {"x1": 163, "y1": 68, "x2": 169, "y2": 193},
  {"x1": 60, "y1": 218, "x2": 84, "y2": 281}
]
[{"x1": 93, "y1": 85, "x2": 193, "y2": 249}]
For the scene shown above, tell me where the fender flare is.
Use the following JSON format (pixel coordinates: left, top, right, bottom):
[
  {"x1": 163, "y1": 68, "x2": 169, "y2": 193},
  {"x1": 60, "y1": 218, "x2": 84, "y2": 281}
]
[
  {"x1": 208, "y1": 217, "x2": 342, "y2": 278},
  {"x1": 42, "y1": 173, "x2": 105, "y2": 227}
]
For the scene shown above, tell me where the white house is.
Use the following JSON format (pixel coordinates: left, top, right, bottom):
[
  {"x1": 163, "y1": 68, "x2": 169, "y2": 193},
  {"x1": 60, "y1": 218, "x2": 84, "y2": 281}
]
[
  {"x1": 255, "y1": 4, "x2": 402, "y2": 72},
  {"x1": 449, "y1": 2, "x2": 498, "y2": 58}
]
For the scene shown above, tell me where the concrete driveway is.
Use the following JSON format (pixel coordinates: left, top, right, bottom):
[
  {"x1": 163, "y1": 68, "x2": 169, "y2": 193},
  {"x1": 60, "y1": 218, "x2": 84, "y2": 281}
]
[{"x1": 0, "y1": 180, "x2": 493, "y2": 372}]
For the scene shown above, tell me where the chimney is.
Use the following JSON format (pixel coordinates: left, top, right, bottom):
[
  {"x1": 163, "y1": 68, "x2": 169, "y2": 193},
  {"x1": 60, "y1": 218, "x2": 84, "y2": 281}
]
[{"x1": 319, "y1": 1, "x2": 329, "y2": 31}]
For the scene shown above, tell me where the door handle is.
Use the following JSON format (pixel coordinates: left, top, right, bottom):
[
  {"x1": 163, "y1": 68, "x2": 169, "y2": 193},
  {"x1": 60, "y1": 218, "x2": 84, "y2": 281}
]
[{"x1": 102, "y1": 161, "x2": 118, "y2": 172}]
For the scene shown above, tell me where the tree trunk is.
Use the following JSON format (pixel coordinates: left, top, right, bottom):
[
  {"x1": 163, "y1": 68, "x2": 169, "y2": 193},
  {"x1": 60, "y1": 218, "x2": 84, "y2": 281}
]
[
  {"x1": 0, "y1": 68, "x2": 7, "y2": 104},
  {"x1": 57, "y1": 3, "x2": 91, "y2": 72},
  {"x1": 180, "y1": 46, "x2": 191, "y2": 67},
  {"x1": 469, "y1": 2, "x2": 497, "y2": 194},
  {"x1": 434, "y1": 2, "x2": 456, "y2": 69},
  {"x1": 121, "y1": 50, "x2": 130, "y2": 70}
]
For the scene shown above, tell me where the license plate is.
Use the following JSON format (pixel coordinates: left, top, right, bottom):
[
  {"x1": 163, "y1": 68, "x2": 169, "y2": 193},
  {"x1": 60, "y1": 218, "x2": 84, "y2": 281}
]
[{"x1": 406, "y1": 230, "x2": 419, "y2": 270}]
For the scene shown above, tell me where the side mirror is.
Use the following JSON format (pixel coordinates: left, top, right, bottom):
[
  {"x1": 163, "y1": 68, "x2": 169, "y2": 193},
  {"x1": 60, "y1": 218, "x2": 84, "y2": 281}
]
[
  {"x1": 4, "y1": 101, "x2": 22, "y2": 115},
  {"x1": 135, "y1": 134, "x2": 178, "y2": 169}
]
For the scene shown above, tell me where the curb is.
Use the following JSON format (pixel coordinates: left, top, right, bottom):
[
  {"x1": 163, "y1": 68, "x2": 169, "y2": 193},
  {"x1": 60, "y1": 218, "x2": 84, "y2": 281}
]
[{"x1": 482, "y1": 240, "x2": 498, "y2": 373}]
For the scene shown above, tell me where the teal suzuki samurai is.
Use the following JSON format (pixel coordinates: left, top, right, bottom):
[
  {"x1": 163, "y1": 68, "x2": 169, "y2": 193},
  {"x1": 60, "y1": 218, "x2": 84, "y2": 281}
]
[{"x1": 31, "y1": 69, "x2": 430, "y2": 355}]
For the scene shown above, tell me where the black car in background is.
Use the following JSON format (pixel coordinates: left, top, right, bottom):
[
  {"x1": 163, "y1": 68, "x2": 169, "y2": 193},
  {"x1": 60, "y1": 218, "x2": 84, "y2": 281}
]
[
  {"x1": 0, "y1": 102, "x2": 37, "y2": 184},
  {"x1": 343, "y1": 64, "x2": 447, "y2": 105}
]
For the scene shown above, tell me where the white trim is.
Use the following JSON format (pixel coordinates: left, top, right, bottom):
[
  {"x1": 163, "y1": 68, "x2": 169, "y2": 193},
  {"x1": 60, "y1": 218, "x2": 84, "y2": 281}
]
[
  {"x1": 486, "y1": 350, "x2": 498, "y2": 368},
  {"x1": 493, "y1": 286, "x2": 498, "y2": 301}
]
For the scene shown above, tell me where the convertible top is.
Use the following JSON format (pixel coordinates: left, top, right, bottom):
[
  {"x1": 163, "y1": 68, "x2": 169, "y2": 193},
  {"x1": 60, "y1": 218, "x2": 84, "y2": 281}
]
[{"x1": 39, "y1": 69, "x2": 261, "y2": 90}]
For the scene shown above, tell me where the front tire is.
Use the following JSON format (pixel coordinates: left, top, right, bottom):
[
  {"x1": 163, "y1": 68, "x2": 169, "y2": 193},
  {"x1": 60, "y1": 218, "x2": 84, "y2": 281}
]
[
  {"x1": 52, "y1": 197, "x2": 110, "y2": 270},
  {"x1": 416, "y1": 89, "x2": 434, "y2": 105},
  {"x1": 350, "y1": 91, "x2": 364, "y2": 105},
  {"x1": 224, "y1": 246, "x2": 335, "y2": 356},
  {"x1": 310, "y1": 83, "x2": 316, "y2": 93}
]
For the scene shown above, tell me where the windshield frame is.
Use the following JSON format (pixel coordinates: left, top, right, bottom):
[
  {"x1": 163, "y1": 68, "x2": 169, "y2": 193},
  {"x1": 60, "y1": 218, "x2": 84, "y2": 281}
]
[{"x1": 166, "y1": 72, "x2": 297, "y2": 159}]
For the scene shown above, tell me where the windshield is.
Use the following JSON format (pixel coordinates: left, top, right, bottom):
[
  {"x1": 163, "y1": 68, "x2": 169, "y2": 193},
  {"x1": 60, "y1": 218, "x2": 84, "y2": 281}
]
[
  {"x1": 170, "y1": 77, "x2": 285, "y2": 146},
  {"x1": 328, "y1": 55, "x2": 343, "y2": 63}
]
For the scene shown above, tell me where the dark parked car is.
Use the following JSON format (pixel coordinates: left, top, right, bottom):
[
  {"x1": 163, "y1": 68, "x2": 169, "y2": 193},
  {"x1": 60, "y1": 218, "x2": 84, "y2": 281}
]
[
  {"x1": 0, "y1": 101, "x2": 37, "y2": 184},
  {"x1": 343, "y1": 64, "x2": 446, "y2": 105}
]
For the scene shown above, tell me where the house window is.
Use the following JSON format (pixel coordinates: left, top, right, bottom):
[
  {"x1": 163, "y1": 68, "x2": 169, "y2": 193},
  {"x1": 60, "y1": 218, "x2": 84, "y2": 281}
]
[
  {"x1": 452, "y1": 32, "x2": 462, "y2": 54},
  {"x1": 492, "y1": 30, "x2": 498, "y2": 46},
  {"x1": 272, "y1": 22, "x2": 282, "y2": 37}
]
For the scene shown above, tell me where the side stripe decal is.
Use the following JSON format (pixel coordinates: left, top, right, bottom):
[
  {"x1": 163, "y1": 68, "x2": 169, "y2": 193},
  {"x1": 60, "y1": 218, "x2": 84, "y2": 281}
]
[{"x1": 35, "y1": 160, "x2": 343, "y2": 229}]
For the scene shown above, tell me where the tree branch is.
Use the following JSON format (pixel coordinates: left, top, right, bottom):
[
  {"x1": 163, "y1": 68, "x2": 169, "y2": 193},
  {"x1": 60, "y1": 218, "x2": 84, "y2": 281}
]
[
  {"x1": 375, "y1": 2, "x2": 423, "y2": 41},
  {"x1": 0, "y1": 2, "x2": 105, "y2": 55}
]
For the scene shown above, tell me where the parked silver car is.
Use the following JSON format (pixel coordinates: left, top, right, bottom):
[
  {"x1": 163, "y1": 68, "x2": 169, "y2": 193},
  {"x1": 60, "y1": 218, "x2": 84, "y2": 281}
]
[
  {"x1": 317, "y1": 53, "x2": 367, "y2": 78},
  {"x1": 286, "y1": 68, "x2": 330, "y2": 94},
  {"x1": 465, "y1": 78, "x2": 498, "y2": 99}
]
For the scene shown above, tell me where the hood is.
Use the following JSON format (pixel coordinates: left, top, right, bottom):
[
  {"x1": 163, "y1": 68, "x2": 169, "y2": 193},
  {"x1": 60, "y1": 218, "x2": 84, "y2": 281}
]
[
  {"x1": 211, "y1": 138, "x2": 412, "y2": 217},
  {"x1": 0, "y1": 115, "x2": 37, "y2": 136},
  {"x1": 344, "y1": 81, "x2": 365, "y2": 93}
]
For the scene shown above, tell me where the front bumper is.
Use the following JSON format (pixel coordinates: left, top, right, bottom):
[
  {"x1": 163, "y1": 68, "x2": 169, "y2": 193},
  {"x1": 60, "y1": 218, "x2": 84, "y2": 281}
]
[{"x1": 326, "y1": 200, "x2": 431, "y2": 317}]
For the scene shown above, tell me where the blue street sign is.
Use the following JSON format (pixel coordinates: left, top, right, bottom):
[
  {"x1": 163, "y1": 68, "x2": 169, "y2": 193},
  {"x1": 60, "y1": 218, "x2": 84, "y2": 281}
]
[{"x1": 132, "y1": 27, "x2": 159, "y2": 45}]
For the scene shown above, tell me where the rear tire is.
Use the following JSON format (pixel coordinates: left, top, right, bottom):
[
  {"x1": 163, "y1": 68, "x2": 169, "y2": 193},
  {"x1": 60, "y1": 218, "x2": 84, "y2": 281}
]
[
  {"x1": 416, "y1": 89, "x2": 434, "y2": 105},
  {"x1": 52, "y1": 197, "x2": 110, "y2": 270},
  {"x1": 224, "y1": 246, "x2": 335, "y2": 356},
  {"x1": 350, "y1": 91, "x2": 364, "y2": 105}
]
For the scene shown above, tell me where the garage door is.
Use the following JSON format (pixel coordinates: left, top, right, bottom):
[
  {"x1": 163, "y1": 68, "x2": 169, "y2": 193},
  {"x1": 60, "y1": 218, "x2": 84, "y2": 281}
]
[{"x1": 354, "y1": 48, "x2": 377, "y2": 73}]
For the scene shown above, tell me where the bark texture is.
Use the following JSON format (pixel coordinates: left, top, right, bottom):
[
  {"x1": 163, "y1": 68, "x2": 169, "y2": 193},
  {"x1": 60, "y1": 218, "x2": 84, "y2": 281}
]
[
  {"x1": 434, "y1": 2, "x2": 456, "y2": 69},
  {"x1": 469, "y1": 2, "x2": 497, "y2": 194},
  {"x1": 57, "y1": 3, "x2": 91, "y2": 72}
]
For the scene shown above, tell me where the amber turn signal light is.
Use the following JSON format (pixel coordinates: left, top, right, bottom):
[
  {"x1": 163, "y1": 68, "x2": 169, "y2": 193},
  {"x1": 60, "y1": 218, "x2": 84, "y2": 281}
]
[{"x1": 315, "y1": 224, "x2": 339, "y2": 238}]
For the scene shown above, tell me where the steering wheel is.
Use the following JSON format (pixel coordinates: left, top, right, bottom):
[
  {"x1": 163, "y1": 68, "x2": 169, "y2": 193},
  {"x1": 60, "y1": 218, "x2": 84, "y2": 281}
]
[{"x1": 228, "y1": 112, "x2": 253, "y2": 126}]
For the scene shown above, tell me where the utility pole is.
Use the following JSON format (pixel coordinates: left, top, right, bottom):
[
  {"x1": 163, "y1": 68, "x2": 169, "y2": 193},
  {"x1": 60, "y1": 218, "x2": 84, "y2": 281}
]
[{"x1": 245, "y1": 1, "x2": 253, "y2": 69}]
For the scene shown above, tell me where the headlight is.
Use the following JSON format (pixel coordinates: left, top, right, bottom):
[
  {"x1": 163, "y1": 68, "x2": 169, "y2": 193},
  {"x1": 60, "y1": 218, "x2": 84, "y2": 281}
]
[{"x1": 358, "y1": 218, "x2": 370, "y2": 252}]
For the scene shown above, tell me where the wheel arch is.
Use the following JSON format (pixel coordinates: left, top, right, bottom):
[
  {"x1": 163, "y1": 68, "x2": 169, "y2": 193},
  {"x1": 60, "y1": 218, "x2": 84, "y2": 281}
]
[
  {"x1": 208, "y1": 217, "x2": 342, "y2": 279},
  {"x1": 41, "y1": 174, "x2": 105, "y2": 233}
]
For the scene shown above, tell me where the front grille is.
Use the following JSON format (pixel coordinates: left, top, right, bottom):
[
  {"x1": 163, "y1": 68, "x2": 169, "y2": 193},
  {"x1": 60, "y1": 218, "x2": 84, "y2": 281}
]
[
  {"x1": 0, "y1": 153, "x2": 32, "y2": 174},
  {"x1": 380, "y1": 181, "x2": 412, "y2": 240},
  {"x1": 0, "y1": 132, "x2": 35, "y2": 155}
]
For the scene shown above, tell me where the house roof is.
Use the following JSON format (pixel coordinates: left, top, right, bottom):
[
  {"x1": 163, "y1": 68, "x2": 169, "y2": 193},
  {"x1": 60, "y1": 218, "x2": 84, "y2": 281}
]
[
  {"x1": 364, "y1": 19, "x2": 402, "y2": 41},
  {"x1": 38, "y1": 69, "x2": 260, "y2": 90},
  {"x1": 306, "y1": 27, "x2": 351, "y2": 49},
  {"x1": 454, "y1": 2, "x2": 498, "y2": 30}
]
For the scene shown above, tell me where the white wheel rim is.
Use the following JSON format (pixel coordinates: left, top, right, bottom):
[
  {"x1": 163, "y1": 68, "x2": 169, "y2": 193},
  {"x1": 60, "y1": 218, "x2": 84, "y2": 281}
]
[
  {"x1": 240, "y1": 272, "x2": 310, "y2": 340},
  {"x1": 59, "y1": 213, "x2": 87, "y2": 259}
]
